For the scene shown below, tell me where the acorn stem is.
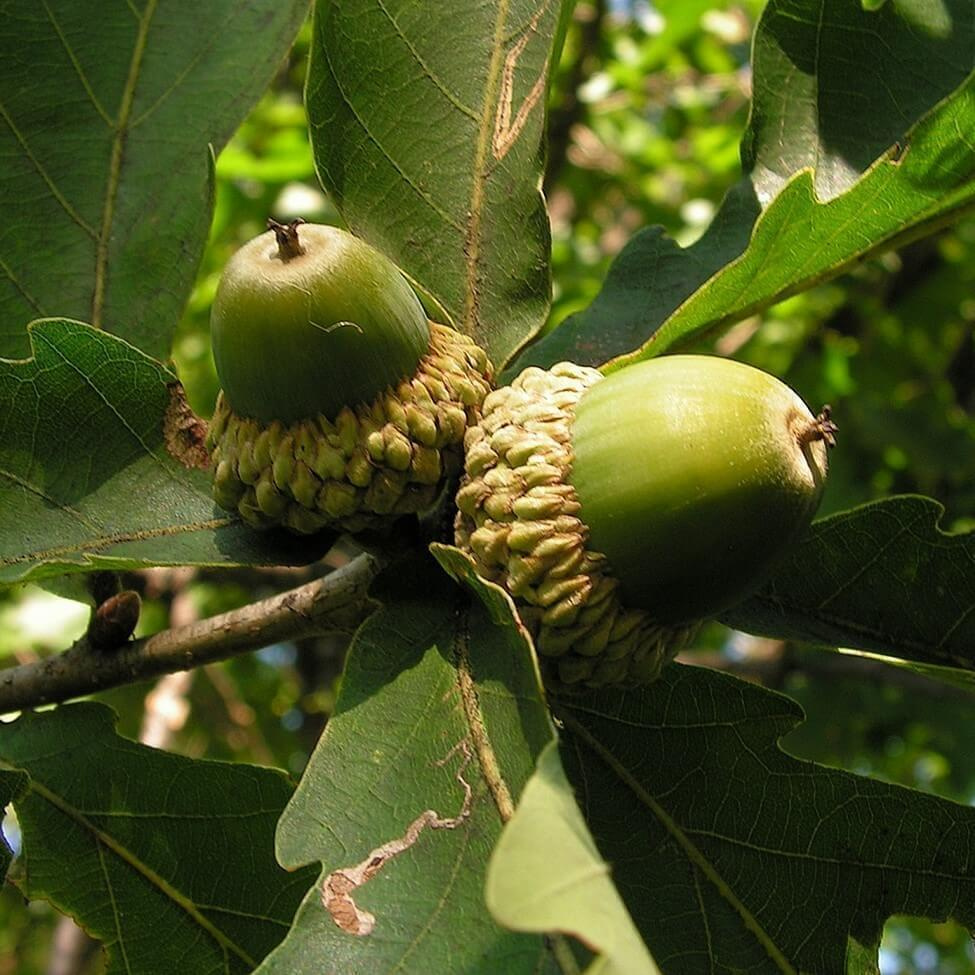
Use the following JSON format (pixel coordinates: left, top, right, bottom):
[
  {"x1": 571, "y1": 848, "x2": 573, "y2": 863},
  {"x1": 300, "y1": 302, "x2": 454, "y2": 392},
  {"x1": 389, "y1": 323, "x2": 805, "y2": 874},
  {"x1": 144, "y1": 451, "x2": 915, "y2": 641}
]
[
  {"x1": 268, "y1": 217, "x2": 306, "y2": 261},
  {"x1": 797, "y1": 405, "x2": 838, "y2": 449}
]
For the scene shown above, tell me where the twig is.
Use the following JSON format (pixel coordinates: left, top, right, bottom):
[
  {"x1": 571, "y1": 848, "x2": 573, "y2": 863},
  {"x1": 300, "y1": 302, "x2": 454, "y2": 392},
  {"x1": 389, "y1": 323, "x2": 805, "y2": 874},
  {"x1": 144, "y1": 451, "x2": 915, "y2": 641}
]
[{"x1": 0, "y1": 553, "x2": 381, "y2": 716}]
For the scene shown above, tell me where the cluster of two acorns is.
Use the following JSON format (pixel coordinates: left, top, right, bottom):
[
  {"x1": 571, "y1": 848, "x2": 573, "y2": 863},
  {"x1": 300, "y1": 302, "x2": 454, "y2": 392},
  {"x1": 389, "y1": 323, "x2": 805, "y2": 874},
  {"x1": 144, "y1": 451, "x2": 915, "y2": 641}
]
[{"x1": 206, "y1": 220, "x2": 836, "y2": 689}]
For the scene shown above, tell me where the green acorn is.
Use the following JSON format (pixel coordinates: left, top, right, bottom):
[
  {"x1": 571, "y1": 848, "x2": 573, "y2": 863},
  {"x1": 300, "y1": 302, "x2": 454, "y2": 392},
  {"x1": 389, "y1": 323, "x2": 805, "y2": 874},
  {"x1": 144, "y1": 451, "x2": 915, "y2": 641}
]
[
  {"x1": 207, "y1": 219, "x2": 492, "y2": 534},
  {"x1": 455, "y1": 355, "x2": 836, "y2": 688}
]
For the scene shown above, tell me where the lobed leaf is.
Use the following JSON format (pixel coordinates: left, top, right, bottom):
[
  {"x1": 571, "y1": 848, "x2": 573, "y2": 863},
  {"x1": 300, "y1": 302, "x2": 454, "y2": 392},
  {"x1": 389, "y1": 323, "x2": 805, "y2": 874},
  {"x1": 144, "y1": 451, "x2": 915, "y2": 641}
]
[
  {"x1": 556, "y1": 664, "x2": 975, "y2": 974},
  {"x1": 0, "y1": 703, "x2": 315, "y2": 975},
  {"x1": 305, "y1": 0, "x2": 561, "y2": 369},
  {"x1": 609, "y1": 72, "x2": 975, "y2": 371},
  {"x1": 257, "y1": 552, "x2": 564, "y2": 973},
  {"x1": 513, "y1": 0, "x2": 975, "y2": 374},
  {"x1": 723, "y1": 495, "x2": 975, "y2": 674},
  {"x1": 0, "y1": 0, "x2": 308, "y2": 361},
  {"x1": 745, "y1": 0, "x2": 973, "y2": 204},
  {"x1": 0, "y1": 319, "x2": 329, "y2": 588}
]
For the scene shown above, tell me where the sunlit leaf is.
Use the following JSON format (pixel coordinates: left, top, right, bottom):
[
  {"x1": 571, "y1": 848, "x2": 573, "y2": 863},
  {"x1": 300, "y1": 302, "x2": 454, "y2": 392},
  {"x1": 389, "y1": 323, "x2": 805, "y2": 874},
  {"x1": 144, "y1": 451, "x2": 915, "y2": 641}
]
[
  {"x1": 514, "y1": 0, "x2": 975, "y2": 373},
  {"x1": 833, "y1": 649, "x2": 975, "y2": 693},
  {"x1": 745, "y1": 0, "x2": 972, "y2": 204},
  {"x1": 487, "y1": 741, "x2": 661, "y2": 975}
]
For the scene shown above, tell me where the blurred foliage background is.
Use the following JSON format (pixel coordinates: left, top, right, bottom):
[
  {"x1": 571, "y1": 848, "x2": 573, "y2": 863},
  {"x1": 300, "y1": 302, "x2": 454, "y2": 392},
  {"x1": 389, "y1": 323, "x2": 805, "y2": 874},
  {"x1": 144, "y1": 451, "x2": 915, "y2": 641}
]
[{"x1": 2, "y1": 2, "x2": 974, "y2": 972}]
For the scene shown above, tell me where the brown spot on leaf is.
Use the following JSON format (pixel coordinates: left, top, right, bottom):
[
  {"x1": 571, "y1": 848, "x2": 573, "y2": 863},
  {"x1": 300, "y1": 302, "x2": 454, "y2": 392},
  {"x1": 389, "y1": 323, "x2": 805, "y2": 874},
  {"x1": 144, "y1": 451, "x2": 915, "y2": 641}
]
[
  {"x1": 492, "y1": 2, "x2": 551, "y2": 161},
  {"x1": 321, "y1": 741, "x2": 474, "y2": 936},
  {"x1": 165, "y1": 382, "x2": 209, "y2": 470}
]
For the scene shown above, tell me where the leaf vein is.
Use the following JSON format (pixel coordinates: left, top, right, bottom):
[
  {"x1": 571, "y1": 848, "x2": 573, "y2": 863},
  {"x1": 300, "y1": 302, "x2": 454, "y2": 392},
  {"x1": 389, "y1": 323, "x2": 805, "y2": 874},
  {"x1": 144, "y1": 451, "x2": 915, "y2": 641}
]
[
  {"x1": 814, "y1": 508, "x2": 927, "y2": 609},
  {"x1": 0, "y1": 99, "x2": 97, "y2": 239},
  {"x1": 388, "y1": 809, "x2": 475, "y2": 972},
  {"x1": 319, "y1": 42, "x2": 464, "y2": 232},
  {"x1": 561, "y1": 708, "x2": 798, "y2": 975},
  {"x1": 0, "y1": 466, "x2": 99, "y2": 531},
  {"x1": 374, "y1": 0, "x2": 479, "y2": 121},
  {"x1": 33, "y1": 328, "x2": 199, "y2": 494},
  {"x1": 31, "y1": 777, "x2": 256, "y2": 969},
  {"x1": 0, "y1": 254, "x2": 44, "y2": 314},
  {"x1": 97, "y1": 840, "x2": 134, "y2": 975},
  {"x1": 0, "y1": 516, "x2": 233, "y2": 568},
  {"x1": 41, "y1": 0, "x2": 114, "y2": 127},
  {"x1": 129, "y1": 3, "x2": 248, "y2": 130},
  {"x1": 461, "y1": 0, "x2": 512, "y2": 335}
]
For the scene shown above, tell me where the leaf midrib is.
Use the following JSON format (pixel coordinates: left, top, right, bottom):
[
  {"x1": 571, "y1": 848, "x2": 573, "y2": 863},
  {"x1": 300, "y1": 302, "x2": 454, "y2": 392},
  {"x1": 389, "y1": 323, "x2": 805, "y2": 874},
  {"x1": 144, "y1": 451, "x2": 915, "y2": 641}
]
[
  {"x1": 461, "y1": 0, "x2": 512, "y2": 336},
  {"x1": 0, "y1": 517, "x2": 233, "y2": 568},
  {"x1": 21, "y1": 774, "x2": 258, "y2": 970},
  {"x1": 453, "y1": 619, "x2": 582, "y2": 974},
  {"x1": 92, "y1": 0, "x2": 159, "y2": 329},
  {"x1": 631, "y1": 163, "x2": 975, "y2": 366},
  {"x1": 559, "y1": 709, "x2": 799, "y2": 975}
]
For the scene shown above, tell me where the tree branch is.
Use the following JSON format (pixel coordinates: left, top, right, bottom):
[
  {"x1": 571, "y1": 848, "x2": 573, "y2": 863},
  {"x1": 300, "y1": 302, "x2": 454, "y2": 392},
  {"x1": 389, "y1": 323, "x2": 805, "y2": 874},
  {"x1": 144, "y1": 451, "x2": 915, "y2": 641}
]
[{"x1": 0, "y1": 553, "x2": 381, "y2": 716}]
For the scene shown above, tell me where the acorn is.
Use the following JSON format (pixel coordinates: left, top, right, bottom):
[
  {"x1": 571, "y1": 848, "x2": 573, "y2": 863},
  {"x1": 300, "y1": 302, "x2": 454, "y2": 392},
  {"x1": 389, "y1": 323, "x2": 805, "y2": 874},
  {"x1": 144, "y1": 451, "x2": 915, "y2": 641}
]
[
  {"x1": 454, "y1": 355, "x2": 836, "y2": 688},
  {"x1": 206, "y1": 219, "x2": 492, "y2": 534}
]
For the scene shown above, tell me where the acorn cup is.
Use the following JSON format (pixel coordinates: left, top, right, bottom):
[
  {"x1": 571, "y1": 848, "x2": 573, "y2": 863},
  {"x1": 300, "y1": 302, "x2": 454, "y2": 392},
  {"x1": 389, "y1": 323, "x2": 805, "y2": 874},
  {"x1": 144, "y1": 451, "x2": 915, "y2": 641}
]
[
  {"x1": 455, "y1": 355, "x2": 837, "y2": 689},
  {"x1": 206, "y1": 219, "x2": 493, "y2": 534}
]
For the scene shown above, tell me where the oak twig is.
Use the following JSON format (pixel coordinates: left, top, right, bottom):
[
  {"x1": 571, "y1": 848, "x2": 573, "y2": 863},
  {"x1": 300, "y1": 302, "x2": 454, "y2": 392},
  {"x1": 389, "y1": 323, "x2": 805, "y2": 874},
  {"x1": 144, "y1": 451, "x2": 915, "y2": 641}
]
[{"x1": 0, "y1": 554, "x2": 381, "y2": 715}]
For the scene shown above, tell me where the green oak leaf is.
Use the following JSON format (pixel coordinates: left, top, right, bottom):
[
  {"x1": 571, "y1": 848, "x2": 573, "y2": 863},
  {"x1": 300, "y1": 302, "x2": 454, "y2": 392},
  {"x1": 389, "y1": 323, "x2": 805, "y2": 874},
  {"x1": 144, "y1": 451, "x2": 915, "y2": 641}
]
[
  {"x1": 0, "y1": 319, "x2": 329, "y2": 587},
  {"x1": 256, "y1": 552, "x2": 565, "y2": 974},
  {"x1": 744, "y1": 0, "x2": 973, "y2": 204},
  {"x1": 305, "y1": 0, "x2": 561, "y2": 369},
  {"x1": 487, "y1": 740, "x2": 662, "y2": 975},
  {"x1": 556, "y1": 664, "x2": 975, "y2": 974},
  {"x1": 0, "y1": 703, "x2": 315, "y2": 975},
  {"x1": 0, "y1": 0, "x2": 308, "y2": 360},
  {"x1": 440, "y1": 543, "x2": 664, "y2": 974},
  {"x1": 832, "y1": 650, "x2": 975, "y2": 693},
  {"x1": 724, "y1": 495, "x2": 975, "y2": 674},
  {"x1": 513, "y1": 0, "x2": 975, "y2": 374}
]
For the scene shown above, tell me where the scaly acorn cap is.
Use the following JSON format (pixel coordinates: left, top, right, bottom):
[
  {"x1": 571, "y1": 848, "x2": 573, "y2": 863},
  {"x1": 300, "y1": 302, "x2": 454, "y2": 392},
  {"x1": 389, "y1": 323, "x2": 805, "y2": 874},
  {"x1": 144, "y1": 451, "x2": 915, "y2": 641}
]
[
  {"x1": 207, "y1": 221, "x2": 493, "y2": 534},
  {"x1": 455, "y1": 356, "x2": 834, "y2": 688},
  {"x1": 209, "y1": 322, "x2": 492, "y2": 534}
]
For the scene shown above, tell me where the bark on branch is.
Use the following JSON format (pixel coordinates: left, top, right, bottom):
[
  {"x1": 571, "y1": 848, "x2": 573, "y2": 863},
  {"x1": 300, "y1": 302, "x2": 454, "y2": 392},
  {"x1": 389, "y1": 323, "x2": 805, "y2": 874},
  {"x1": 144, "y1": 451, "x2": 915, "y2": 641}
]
[{"x1": 0, "y1": 554, "x2": 381, "y2": 716}]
